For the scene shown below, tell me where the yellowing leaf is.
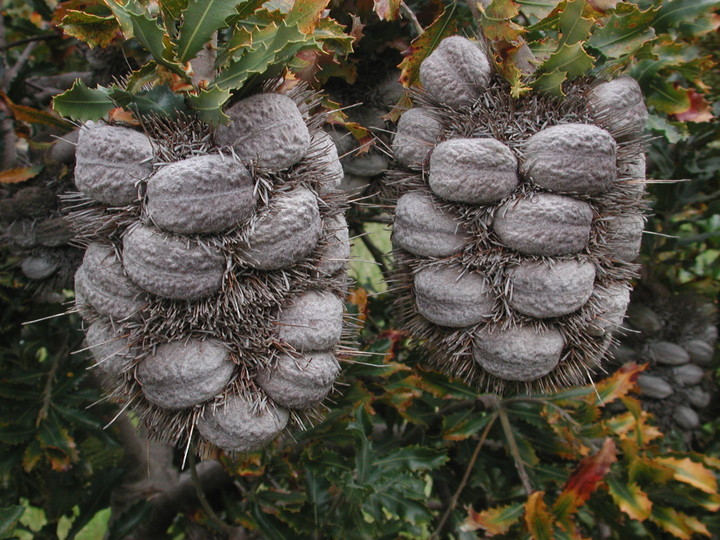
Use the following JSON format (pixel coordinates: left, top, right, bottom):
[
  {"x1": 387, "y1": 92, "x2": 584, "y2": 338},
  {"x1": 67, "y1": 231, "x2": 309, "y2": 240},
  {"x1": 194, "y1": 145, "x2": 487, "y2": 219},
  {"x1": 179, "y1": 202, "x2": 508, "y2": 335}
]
[
  {"x1": 481, "y1": 0, "x2": 526, "y2": 43},
  {"x1": 525, "y1": 491, "x2": 553, "y2": 540},
  {"x1": 0, "y1": 166, "x2": 43, "y2": 184},
  {"x1": 607, "y1": 478, "x2": 652, "y2": 521},
  {"x1": 654, "y1": 457, "x2": 718, "y2": 494},
  {"x1": 461, "y1": 502, "x2": 524, "y2": 535},
  {"x1": 373, "y1": 0, "x2": 401, "y2": 21},
  {"x1": 673, "y1": 89, "x2": 714, "y2": 122},
  {"x1": 650, "y1": 506, "x2": 710, "y2": 540},
  {"x1": 60, "y1": 10, "x2": 120, "y2": 48},
  {"x1": 287, "y1": 0, "x2": 331, "y2": 32},
  {"x1": 590, "y1": 362, "x2": 645, "y2": 406},
  {"x1": 517, "y1": 0, "x2": 562, "y2": 20}
]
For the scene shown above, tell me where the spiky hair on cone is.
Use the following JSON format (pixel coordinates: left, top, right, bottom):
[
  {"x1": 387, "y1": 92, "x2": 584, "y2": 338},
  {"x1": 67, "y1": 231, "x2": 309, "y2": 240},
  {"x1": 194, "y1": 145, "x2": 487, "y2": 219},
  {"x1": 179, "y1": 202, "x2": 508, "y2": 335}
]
[
  {"x1": 388, "y1": 35, "x2": 650, "y2": 395},
  {"x1": 65, "y1": 85, "x2": 357, "y2": 457}
]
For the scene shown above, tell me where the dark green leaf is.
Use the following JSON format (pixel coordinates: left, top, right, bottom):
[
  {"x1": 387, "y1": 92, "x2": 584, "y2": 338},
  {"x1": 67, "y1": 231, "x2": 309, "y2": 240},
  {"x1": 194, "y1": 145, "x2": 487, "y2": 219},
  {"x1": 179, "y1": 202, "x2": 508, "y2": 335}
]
[
  {"x1": 516, "y1": 0, "x2": 561, "y2": 20},
  {"x1": 0, "y1": 505, "x2": 25, "y2": 539},
  {"x1": 107, "y1": 501, "x2": 152, "y2": 540},
  {"x1": 52, "y1": 80, "x2": 114, "y2": 121},
  {"x1": 373, "y1": 446, "x2": 448, "y2": 472},
  {"x1": 541, "y1": 42, "x2": 594, "y2": 78},
  {"x1": 532, "y1": 69, "x2": 567, "y2": 96},
  {"x1": 588, "y1": 3, "x2": 657, "y2": 59},
  {"x1": 187, "y1": 86, "x2": 231, "y2": 124},
  {"x1": 558, "y1": 0, "x2": 593, "y2": 46},
  {"x1": 652, "y1": 0, "x2": 720, "y2": 34},
  {"x1": 177, "y1": 0, "x2": 246, "y2": 62},
  {"x1": 110, "y1": 85, "x2": 188, "y2": 118}
]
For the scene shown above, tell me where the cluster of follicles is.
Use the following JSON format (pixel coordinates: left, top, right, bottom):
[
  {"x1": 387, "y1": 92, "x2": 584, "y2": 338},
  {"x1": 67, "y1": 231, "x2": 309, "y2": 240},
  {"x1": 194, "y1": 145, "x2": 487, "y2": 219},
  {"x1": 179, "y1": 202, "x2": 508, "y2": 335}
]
[
  {"x1": 69, "y1": 88, "x2": 352, "y2": 454},
  {"x1": 390, "y1": 36, "x2": 649, "y2": 394}
]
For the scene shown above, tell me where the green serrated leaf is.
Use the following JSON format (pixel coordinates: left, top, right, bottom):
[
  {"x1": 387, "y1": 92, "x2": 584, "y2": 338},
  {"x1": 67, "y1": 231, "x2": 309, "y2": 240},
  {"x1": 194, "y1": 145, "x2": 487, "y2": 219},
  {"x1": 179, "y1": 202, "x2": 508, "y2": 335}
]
[
  {"x1": 652, "y1": 0, "x2": 720, "y2": 35},
  {"x1": 52, "y1": 80, "x2": 115, "y2": 121},
  {"x1": 159, "y1": 0, "x2": 189, "y2": 20},
  {"x1": 517, "y1": 0, "x2": 562, "y2": 20},
  {"x1": 588, "y1": 3, "x2": 657, "y2": 59},
  {"x1": 541, "y1": 42, "x2": 594, "y2": 78},
  {"x1": 60, "y1": 10, "x2": 119, "y2": 48},
  {"x1": 103, "y1": 0, "x2": 136, "y2": 37},
  {"x1": 646, "y1": 113, "x2": 688, "y2": 143},
  {"x1": 533, "y1": 69, "x2": 567, "y2": 96},
  {"x1": 177, "y1": 0, "x2": 245, "y2": 63},
  {"x1": 110, "y1": 85, "x2": 187, "y2": 119},
  {"x1": 607, "y1": 477, "x2": 653, "y2": 522},
  {"x1": 313, "y1": 17, "x2": 354, "y2": 55},
  {"x1": 558, "y1": 0, "x2": 593, "y2": 45},
  {"x1": 125, "y1": 62, "x2": 160, "y2": 93},
  {"x1": 0, "y1": 505, "x2": 25, "y2": 539},
  {"x1": 129, "y1": 11, "x2": 171, "y2": 64},
  {"x1": 212, "y1": 21, "x2": 314, "y2": 90},
  {"x1": 188, "y1": 86, "x2": 231, "y2": 124},
  {"x1": 374, "y1": 446, "x2": 448, "y2": 472}
]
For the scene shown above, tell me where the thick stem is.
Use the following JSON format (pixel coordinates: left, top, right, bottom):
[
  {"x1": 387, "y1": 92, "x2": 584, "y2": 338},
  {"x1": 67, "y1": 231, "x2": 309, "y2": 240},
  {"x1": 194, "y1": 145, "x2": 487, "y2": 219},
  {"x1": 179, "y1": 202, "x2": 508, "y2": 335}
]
[{"x1": 498, "y1": 406, "x2": 533, "y2": 496}]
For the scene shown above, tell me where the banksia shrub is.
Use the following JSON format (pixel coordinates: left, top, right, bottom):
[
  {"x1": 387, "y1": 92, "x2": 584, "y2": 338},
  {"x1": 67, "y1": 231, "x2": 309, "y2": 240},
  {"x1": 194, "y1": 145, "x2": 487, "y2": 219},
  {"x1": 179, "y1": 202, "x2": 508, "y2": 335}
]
[
  {"x1": 611, "y1": 294, "x2": 717, "y2": 434},
  {"x1": 390, "y1": 35, "x2": 648, "y2": 394},
  {"x1": 68, "y1": 88, "x2": 352, "y2": 454}
]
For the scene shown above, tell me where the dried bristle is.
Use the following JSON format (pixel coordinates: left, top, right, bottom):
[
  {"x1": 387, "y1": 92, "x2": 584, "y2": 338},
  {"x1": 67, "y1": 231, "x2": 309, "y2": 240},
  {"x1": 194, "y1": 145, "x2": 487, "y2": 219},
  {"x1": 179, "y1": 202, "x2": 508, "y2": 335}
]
[
  {"x1": 388, "y1": 74, "x2": 648, "y2": 396},
  {"x1": 69, "y1": 86, "x2": 360, "y2": 454}
]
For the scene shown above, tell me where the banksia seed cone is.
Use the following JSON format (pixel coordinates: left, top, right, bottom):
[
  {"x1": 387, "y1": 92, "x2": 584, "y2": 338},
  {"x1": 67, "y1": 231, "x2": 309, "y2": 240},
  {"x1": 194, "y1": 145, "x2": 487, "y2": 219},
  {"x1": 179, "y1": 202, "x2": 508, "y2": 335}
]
[
  {"x1": 389, "y1": 36, "x2": 648, "y2": 394},
  {"x1": 610, "y1": 294, "x2": 717, "y2": 434},
  {"x1": 68, "y1": 88, "x2": 353, "y2": 455}
]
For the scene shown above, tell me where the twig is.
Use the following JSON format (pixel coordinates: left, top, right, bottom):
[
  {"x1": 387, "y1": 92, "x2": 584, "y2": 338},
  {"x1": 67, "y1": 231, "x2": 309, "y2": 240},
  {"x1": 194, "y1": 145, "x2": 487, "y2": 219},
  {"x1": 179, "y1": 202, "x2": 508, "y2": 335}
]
[
  {"x1": 36, "y1": 336, "x2": 69, "y2": 426},
  {"x1": 0, "y1": 32, "x2": 59, "y2": 51},
  {"x1": 350, "y1": 223, "x2": 391, "y2": 282},
  {"x1": 430, "y1": 411, "x2": 498, "y2": 539},
  {"x1": 400, "y1": 1, "x2": 424, "y2": 36},
  {"x1": 189, "y1": 442, "x2": 238, "y2": 537},
  {"x1": 2, "y1": 41, "x2": 38, "y2": 87},
  {"x1": 498, "y1": 406, "x2": 533, "y2": 496}
]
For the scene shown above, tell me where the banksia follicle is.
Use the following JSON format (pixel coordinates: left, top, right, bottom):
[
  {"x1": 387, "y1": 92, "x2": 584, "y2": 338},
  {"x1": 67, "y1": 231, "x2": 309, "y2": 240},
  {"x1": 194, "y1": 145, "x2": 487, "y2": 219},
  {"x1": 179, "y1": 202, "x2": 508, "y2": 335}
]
[
  {"x1": 610, "y1": 294, "x2": 717, "y2": 434},
  {"x1": 68, "y1": 88, "x2": 353, "y2": 455},
  {"x1": 389, "y1": 36, "x2": 648, "y2": 394}
]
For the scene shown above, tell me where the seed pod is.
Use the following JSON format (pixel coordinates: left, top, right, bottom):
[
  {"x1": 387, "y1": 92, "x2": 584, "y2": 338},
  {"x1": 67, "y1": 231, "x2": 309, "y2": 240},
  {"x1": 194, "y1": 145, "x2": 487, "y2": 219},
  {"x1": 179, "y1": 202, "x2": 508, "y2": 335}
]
[
  {"x1": 276, "y1": 291, "x2": 344, "y2": 352},
  {"x1": 214, "y1": 93, "x2": 310, "y2": 170},
  {"x1": 13, "y1": 187, "x2": 56, "y2": 217},
  {"x1": 6, "y1": 220, "x2": 37, "y2": 248},
  {"x1": 588, "y1": 77, "x2": 648, "y2": 138},
  {"x1": 414, "y1": 266, "x2": 494, "y2": 328},
  {"x1": 256, "y1": 351, "x2": 340, "y2": 409},
  {"x1": 648, "y1": 341, "x2": 690, "y2": 366},
  {"x1": 21, "y1": 255, "x2": 58, "y2": 280},
  {"x1": 687, "y1": 387, "x2": 711, "y2": 409},
  {"x1": 123, "y1": 224, "x2": 225, "y2": 300},
  {"x1": 240, "y1": 188, "x2": 321, "y2": 270},
  {"x1": 36, "y1": 217, "x2": 74, "y2": 247},
  {"x1": 473, "y1": 325, "x2": 564, "y2": 381},
  {"x1": 196, "y1": 394, "x2": 289, "y2": 453},
  {"x1": 508, "y1": 260, "x2": 596, "y2": 319},
  {"x1": 85, "y1": 319, "x2": 134, "y2": 378},
  {"x1": 312, "y1": 131, "x2": 344, "y2": 193},
  {"x1": 419, "y1": 36, "x2": 491, "y2": 108},
  {"x1": 146, "y1": 154, "x2": 255, "y2": 235},
  {"x1": 521, "y1": 124, "x2": 616, "y2": 195},
  {"x1": 698, "y1": 325, "x2": 718, "y2": 344},
  {"x1": 674, "y1": 405, "x2": 700, "y2": 430},
  {"x1": 392, "y1": 108, "x2": 443, "y2": 167},
  {"x1": 682, "y1": 339, "x2": 715, "y2": 366},
  {"x1": 75, "y1": 243, "x2": 147, "y2": 319},
  {"x1": 493, "y1": 194, "x2": 593, "y2": 256},
  {"x1": 671, "y1": 363, "x2": 704, "y2": 386},
  {"x1": 637, "y1": 374, "x2": 673, "y2": 399},
  {"x1": 74, "y1": 124, "x2": 154, "y2": 205},
  {"x1": 137, "y1": 339, "x2": 235, "y2": 410},
  {"x1": 316, "y1": 214, "x2": 350, "y2": 276},
  {"x1": 588, "y1": 283, "x2": 631, "y2": 337},
  {"x1": 429, "y1": 138, "x2": 518, "y2": 204},
  {"x1": 605, "y1": 213, "x2": 644, "y2": 262},
  {"x1": 626, "y1": 304, "x2": 663, "y2": 335},
  {"x1": 342, "y1": 152, "x2": 388, "y2": 178},
  {"x1": 618, "y1": 153, "x2": 646, "y2": 199},
  {"x1": 393, "y1": 191, "x2": 469, "y2": 257}
]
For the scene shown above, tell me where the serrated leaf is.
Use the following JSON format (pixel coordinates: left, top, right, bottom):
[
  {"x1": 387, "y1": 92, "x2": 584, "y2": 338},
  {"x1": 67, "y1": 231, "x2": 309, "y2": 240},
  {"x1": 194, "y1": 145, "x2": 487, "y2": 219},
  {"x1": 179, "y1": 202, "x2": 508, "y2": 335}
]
[
  {"x1": 373, "y1": 0, "x2": 401, "y2": 21},
  {"x1": 607, "y1": 478, "x2": 653, "y2": 521},
  {"x1": 159, "y1": 0, "x2": 189, "y2": 20},
  {"x1": 533, "y1": 69, "x2": 567, "y2": 95},
  {"x1": 559, "y1": 0, "x2": 594, "y2": 45},
  {"x1": 212, "y1": 21, "x2": 313, "y2": 90},
  {"x1": 187, "y1": 86, "x2": 231, "y2": 124},
  {"x1": 525, "y1": 491, "x2": 553, "y2": 540},
  {"x1": 397, "y1": 2, "x2": 457, "y2": 87},
  {"x1": 313, "y1": 17, "x2": 354, "y2": 55},
  {"x1": 110, "y1": 85, "x2": 187, "y2": 118},
  {"x1": 553, "y1": 439, "x2": 617, "y2": 520},
  {"x1": 0, "y1": 505, "x2": 25, "y2": 539},
  {"x1": 541, "y1": 42, "x2": 594, "y2": 78},
  {"x1": 650, "y1": 506, "x2": 702, "y2": 540},
  {"x1": 654, "y1": 457, "x2": 718, "y2": 494},
  {"x1": 287, "y1": 0, "x2": 331, "y2": 32},
  {"x1": 443, "y1": 410, "x2": 494, "y2": 441},
  {"x1": 0, "y1": 425, "x2": 36, "y2": 445},
  {"x1": 0, "y1": 93, "x2": 73, "y2": 131},
  {"x1": 646, "y1": 79, "x2": 692, "y2": 115},
  {"x1": 177, "y1": 0, "x2": 243, "y2": 63},
  {"x1": 461, "y1": 502, "x2": 524, "y2": 534},
  {"x1": 652, "y1": 0, "x2": 720, "y2": 35},
  {"x1": 674, "y1": 89, "x2": 714, "y2": 122},
  {"x1": 517, "y1": 0, "x2": 561, "y2": 20},
  {"x1": 0, "y1": 166, "x2": 43, "y2": 184},
  {"x1": 588, "y1": 3, "x2": 657, "y2": 59},
  {"x1": 103, "y1": 0, "x2": 141, "y2": 37},
  {"x1": 22, "y1": 439, "x2": 43, "y2": 473},
  {"x1": 129, "y1": 12, "x2": 171, "y2": 65},
  {"x1": 481, "y1": 0, "x2": 526, "y2": 42},
  {"x1": 60, "y1": 10, "x2": 119, "y2": 48},
  {"x1": 52, "y1": 80, "x2": 115, "y2": 121},
  {"x1": 374, "y1": 446, "x2": 448, "y2": 472},
  {"x1": 590, "y1": 362, "x2": 645, "y2": 406}
]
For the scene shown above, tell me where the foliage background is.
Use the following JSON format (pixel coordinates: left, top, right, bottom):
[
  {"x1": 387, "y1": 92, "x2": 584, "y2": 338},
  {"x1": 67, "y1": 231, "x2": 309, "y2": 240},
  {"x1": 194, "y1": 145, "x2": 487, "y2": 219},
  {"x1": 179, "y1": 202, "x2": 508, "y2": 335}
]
[{"x1": 0, "y1": 0, "x2": 719, "y2": 538}]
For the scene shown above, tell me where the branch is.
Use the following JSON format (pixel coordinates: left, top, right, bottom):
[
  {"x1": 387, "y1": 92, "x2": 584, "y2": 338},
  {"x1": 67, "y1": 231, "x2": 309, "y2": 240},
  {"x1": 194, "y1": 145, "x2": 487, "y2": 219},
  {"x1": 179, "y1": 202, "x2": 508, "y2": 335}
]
[
  {"x1": 0, "y1": 32, "x2": 59, "y2": 51},
  {"x1": 498, "y1": 405, "x2": 533, "y2": 496},
  {"x1": 400, "y1": 2, "x2": 424, "y2": 36},
  {"x1": 430, "y1": 411, "x2": 498, "y2": 539}
]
